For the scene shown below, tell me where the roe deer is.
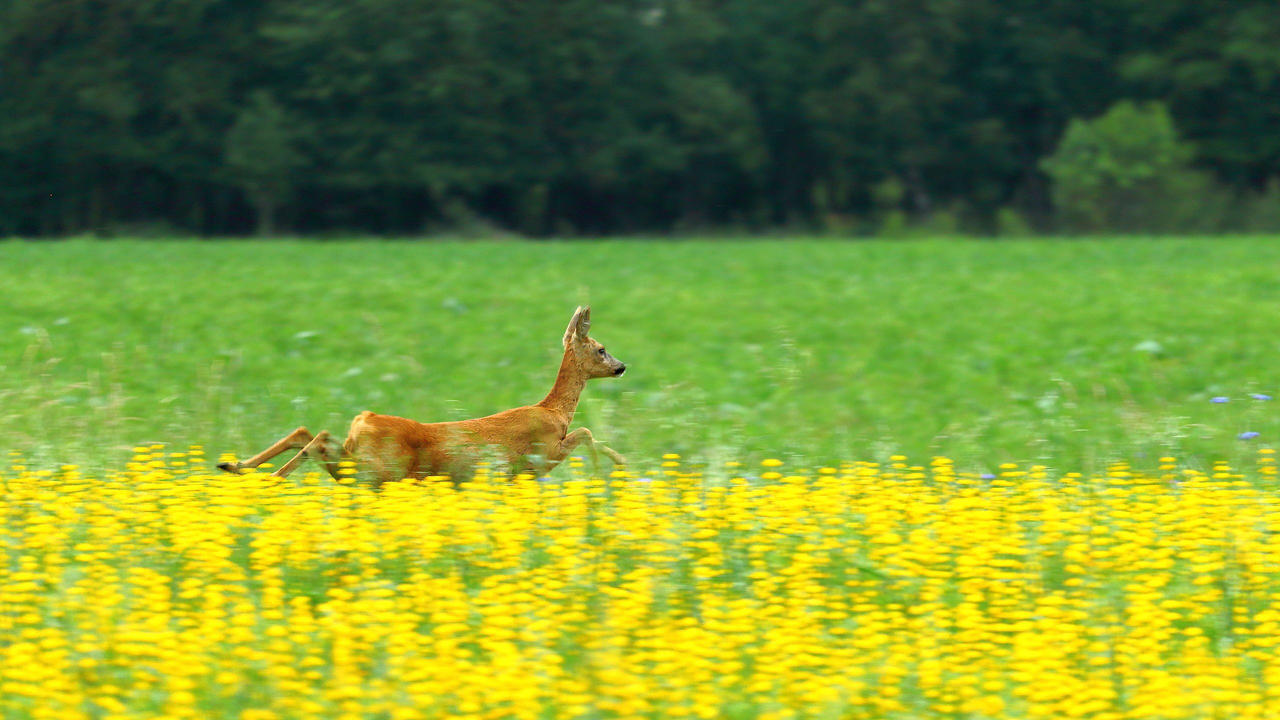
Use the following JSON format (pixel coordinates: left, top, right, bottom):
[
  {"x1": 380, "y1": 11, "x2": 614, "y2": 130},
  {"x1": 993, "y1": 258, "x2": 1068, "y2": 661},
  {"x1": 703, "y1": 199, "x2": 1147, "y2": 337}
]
[{"x1": 217, "y1": 306, "x2": 626, "y2": 485}]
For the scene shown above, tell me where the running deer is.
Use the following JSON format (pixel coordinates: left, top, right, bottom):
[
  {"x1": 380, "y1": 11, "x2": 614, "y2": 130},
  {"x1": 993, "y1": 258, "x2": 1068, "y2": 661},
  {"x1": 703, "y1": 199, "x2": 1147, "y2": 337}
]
[{"x1": 217, "y1": 306, "x2": 626, "y2": 485}]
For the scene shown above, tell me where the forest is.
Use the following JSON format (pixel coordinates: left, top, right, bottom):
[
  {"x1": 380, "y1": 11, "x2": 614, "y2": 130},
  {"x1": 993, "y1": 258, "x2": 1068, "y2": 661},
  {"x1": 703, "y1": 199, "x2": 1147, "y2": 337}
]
[{"x1": 1, "y1": 1, "x2": 1278, "y2": 237}]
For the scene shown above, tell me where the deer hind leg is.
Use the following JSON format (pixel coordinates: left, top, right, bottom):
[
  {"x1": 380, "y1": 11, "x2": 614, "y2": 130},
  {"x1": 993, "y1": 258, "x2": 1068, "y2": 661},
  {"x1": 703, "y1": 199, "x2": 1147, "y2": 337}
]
[
  {"x1": 555, "y1": 428, "x2": 627, "y2": 472},
  {"x1": 218, "y1": 426, "x2": 315, "y2": 474},
  {"x1": 272, "y1": 430, "x2": 347, "y2": 479}
]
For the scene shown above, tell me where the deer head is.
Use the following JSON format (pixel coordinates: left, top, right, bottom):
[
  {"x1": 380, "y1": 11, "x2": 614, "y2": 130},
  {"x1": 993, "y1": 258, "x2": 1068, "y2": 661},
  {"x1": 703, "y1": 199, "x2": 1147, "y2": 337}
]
[{"x1": 562, "y1": 306, "x2": 626, "y2": 378}]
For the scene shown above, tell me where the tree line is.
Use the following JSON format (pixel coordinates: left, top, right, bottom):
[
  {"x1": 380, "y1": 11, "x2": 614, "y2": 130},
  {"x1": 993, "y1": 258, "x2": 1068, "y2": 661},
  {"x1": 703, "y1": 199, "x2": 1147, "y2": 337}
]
[{"x1": 1, "y1": 0, "x2": 1278, "y2": 237}]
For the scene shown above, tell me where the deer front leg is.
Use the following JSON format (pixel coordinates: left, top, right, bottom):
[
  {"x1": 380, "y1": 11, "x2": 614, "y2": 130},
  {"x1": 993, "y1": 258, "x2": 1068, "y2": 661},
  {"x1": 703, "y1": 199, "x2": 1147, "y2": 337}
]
[
  {"x1": 218, "y1": 426, "x2": 314, "y2": 474},
  {"x1": 556, "y1": 428, "x2": 627, "y2": 468}
]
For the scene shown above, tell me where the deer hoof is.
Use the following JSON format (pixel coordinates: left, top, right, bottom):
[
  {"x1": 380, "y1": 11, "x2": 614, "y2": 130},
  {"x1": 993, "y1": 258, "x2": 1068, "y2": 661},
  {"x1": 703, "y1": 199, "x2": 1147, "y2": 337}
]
[{"x1": 217, "y1": 461, "x2": 244, "y2": 474}]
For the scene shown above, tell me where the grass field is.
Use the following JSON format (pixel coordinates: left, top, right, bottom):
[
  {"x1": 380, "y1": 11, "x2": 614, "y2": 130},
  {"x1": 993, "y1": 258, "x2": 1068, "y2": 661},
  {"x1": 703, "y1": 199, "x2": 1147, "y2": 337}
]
[
  {"x1": 5, "y1": 237, "x2": 1280, "y2": 719},
  {"x1": 2, "y1": 237, "x2": 1279, "y2": 473}
]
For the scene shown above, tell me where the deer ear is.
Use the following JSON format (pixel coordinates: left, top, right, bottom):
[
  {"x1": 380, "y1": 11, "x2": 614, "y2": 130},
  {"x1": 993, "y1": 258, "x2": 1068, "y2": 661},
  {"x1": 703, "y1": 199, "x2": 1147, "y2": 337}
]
[
  {"x1": 563, "y1": 306, "x2": 587, "y2": 348},
  {"x1": 576, "y1": 305, "x2": 591, "y2": 338}
]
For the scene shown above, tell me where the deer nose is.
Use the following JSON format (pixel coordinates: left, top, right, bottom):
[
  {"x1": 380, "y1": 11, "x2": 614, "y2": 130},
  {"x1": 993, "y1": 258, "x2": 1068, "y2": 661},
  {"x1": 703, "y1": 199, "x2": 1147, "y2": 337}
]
[{"x1": 614, "y1": 364, "x2": 626, "y2": 376}]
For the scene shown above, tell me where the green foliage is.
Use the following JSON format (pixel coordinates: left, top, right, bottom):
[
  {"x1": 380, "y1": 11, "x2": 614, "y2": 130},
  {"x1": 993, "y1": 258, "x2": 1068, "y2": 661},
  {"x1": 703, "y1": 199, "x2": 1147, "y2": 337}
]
[
  {"x1": 1042, "y1": 101, "x2": 1220, "y2": 232},
  {"x1": 996, "y1": 207, "x2": 1035, "y2": 237},
  {"x1": 224, "y1": 91, "x2": 305, "y2": 235},
  {"x1": 3, "y1": 238, "x2": 1280, "y2": 476},
  {"x1": 1238, "y1": 180, "x2": 1280, "y2": 232},
  {"x1": 1121, "y1": 4, "x2": 1280, "y2": 188},
  {"x1": 1, "y1": 1, "x2": 1279, "y2": 235}
]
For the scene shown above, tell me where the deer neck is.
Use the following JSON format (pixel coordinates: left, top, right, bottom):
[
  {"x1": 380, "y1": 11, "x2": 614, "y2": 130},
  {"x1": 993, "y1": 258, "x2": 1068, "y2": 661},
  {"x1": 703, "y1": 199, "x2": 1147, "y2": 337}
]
[{"x1": 538, "y1": 349, "x2": 587, "y2": 421}]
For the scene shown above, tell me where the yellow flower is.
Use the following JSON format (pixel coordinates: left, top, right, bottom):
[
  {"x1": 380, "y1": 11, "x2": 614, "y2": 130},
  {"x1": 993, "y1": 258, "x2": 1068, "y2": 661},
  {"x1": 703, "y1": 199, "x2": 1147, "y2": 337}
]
[{"x1": 2, "y1": 451, "x2": 1278, "y2": 719}]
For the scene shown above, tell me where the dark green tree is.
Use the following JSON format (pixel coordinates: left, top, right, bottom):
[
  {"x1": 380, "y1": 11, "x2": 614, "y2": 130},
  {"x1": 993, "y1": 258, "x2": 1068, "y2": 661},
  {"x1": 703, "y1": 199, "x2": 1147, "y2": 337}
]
[
  {"x1": 224, "y1": 91, "x2": 305, "y2": 235},
  {"x1": 1041, "y1": 100, "x2": 1219, "y2": 232},
  {"x1": 1122, "y1": 2, "x2": 1280, "y2": 189},
  {"x1": 1, "y1": 0, "x2": 1279, "y2": 236}
]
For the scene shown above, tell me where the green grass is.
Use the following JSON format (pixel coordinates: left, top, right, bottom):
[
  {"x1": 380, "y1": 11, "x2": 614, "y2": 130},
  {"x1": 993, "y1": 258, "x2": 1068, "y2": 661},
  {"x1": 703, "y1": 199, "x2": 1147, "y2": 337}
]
[{"x1": 2, "y1": 237, "x2": 1278, "y2": 475}]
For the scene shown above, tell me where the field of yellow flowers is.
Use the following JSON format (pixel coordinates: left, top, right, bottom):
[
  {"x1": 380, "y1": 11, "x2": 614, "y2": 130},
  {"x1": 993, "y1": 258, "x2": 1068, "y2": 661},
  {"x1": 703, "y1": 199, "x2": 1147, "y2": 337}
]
[{"x1": 4, "y1": 448, "x2": 1280, "y2": 720}]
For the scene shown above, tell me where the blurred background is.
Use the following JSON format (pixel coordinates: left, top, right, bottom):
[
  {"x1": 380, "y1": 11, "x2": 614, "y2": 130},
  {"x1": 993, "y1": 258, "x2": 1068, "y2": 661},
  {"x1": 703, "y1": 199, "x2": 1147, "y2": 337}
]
[{"x1": 2, "y1": 0, "x2": 1278, "y2": 239}]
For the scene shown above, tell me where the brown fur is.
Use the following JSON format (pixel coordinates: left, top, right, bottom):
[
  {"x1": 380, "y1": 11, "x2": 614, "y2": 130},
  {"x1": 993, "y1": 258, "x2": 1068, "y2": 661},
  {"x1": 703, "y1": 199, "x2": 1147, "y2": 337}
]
[{"x1": 218, "y1": 306, "x2": 626, "y2": 485}]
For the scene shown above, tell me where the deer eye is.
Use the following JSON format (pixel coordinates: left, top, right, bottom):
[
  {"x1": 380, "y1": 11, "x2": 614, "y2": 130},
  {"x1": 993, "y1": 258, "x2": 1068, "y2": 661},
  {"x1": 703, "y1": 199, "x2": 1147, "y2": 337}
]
[{"x1": 598, "y1": 348, "x2": 606, "y2": 356}]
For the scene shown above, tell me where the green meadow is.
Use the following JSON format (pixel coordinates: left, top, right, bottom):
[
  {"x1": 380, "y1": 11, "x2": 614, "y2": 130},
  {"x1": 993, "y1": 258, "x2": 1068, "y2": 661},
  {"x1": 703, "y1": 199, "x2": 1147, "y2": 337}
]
[{"x1": 1, "y1": 237, "x2": 1277, "y2": 475}]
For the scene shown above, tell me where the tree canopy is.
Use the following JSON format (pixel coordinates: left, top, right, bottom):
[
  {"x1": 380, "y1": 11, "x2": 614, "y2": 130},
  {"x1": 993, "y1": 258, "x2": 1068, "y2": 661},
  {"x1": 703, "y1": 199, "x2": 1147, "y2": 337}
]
[{"x1": 1, "y1": 0, "x2": 1277, "y2": 236}]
